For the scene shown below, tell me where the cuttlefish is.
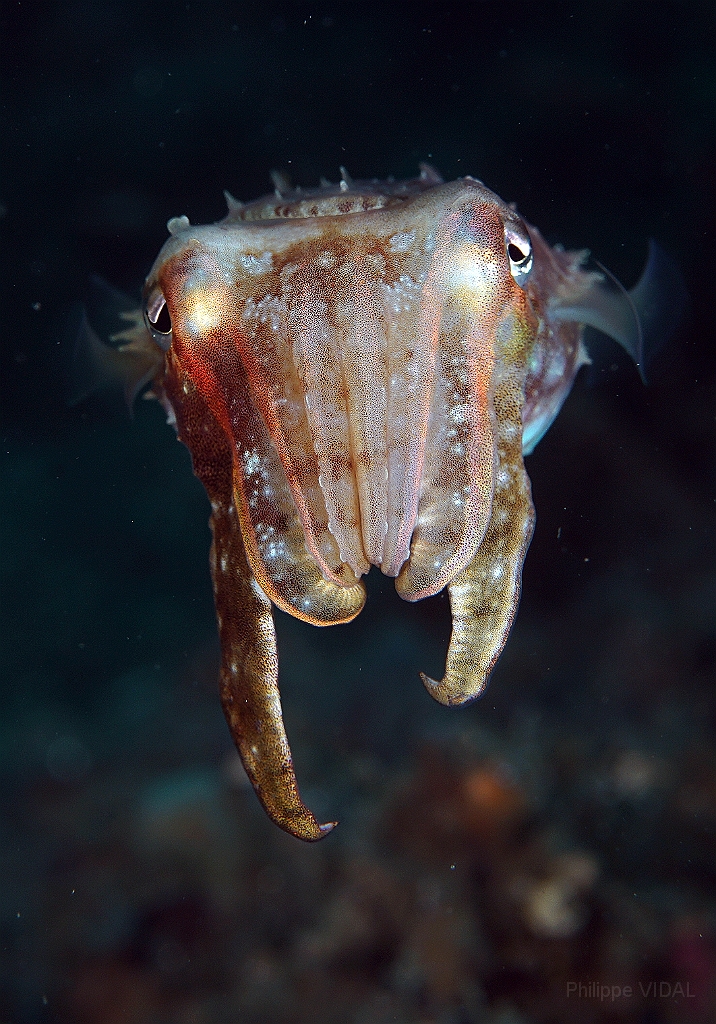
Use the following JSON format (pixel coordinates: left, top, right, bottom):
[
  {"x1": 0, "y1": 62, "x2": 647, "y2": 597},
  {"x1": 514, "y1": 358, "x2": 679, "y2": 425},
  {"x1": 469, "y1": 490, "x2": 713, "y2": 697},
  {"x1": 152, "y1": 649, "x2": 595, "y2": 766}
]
[{"x1": 79, "y1": 165, "x2": 680, "y2": 839}]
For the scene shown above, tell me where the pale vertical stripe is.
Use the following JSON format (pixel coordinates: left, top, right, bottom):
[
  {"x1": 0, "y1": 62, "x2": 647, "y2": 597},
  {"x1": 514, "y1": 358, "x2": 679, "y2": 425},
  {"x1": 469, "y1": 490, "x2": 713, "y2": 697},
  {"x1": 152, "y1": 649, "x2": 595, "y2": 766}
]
[
  {"x1": 288, "y1": 289, "x2": 370, "y2": 577},
  {"x1": 339, "y1": 273, "x2": 389, "y2": 566}
]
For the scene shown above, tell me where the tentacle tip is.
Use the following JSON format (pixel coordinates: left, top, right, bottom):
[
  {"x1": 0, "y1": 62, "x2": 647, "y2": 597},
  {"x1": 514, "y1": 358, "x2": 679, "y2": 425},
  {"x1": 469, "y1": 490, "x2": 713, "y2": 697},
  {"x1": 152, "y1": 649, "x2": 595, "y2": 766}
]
[
  {"x1": 420, "y1": 670, "x2": 439, "y2": 691},
  {"x1": 420, "y1": 670, "x2": 453, "y2": 706},
  {"x1": 283, "y1": 815, "x2": 337, "y2": 842},
  {"x1": 419, "y1": 670, "x2": 488, "y2": 707}
]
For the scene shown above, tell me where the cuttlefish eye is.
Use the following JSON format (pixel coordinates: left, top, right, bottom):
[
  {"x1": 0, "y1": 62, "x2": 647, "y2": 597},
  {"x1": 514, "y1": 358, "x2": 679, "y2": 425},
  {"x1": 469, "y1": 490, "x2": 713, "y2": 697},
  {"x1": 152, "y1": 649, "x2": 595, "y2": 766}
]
[
  {"x1": 144, "y1": 289, "x2": 173, "y2": 350},
  {"x1": 505, "y1": 224, "x2": 533, "y2": 288}
]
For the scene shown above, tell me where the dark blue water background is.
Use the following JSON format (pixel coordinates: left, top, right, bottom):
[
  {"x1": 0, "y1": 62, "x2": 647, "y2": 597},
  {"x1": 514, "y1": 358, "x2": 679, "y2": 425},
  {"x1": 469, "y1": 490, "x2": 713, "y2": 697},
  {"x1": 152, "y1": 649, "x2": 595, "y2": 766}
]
[{"x1": 2, "y1": 3, "x2": 713, "y2": 1022}]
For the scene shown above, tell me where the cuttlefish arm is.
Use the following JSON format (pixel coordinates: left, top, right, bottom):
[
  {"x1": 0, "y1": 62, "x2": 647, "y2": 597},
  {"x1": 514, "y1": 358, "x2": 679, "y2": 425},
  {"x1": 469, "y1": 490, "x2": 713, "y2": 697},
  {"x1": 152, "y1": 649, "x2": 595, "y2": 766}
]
[
  {"x1": 422, "y1": 310, "x2": 536, "y2": 705},
  {"x1": 213, "y1": 482, "x2": 336, "y2": 841},
  {"x1": 165, "y1": 361, "x2": 336, "y2": 840},
  {"x1": 74, "y1": 301, "x2": 340, "y2": 839},
  {"x1": 425, "y1": 233, "x2": 687, "y2": 706}
]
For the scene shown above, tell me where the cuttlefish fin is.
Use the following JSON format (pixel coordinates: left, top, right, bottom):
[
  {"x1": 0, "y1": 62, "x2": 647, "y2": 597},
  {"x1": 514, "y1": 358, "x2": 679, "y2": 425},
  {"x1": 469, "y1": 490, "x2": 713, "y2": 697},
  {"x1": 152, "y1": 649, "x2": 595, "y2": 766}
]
[
  {"x1": 68, "y1": 308, "x2": 161, "y2": 409},
  {"x1": 625, "y1": 239, "x2": 689, "y2": 378},
  {"x1": 68, "y1": 277, "x2": 163, "y2": 409},
  {"x1": 552, "y1": 240, "x2": 687, "y2": 382}
]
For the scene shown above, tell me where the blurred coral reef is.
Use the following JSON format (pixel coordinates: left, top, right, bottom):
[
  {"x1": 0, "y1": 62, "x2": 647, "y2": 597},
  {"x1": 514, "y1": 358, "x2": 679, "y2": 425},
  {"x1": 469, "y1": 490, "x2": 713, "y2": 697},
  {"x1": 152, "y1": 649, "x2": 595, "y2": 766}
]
[{"x1": 4, "y1": 567, "x2": 714, "y2": 1023}]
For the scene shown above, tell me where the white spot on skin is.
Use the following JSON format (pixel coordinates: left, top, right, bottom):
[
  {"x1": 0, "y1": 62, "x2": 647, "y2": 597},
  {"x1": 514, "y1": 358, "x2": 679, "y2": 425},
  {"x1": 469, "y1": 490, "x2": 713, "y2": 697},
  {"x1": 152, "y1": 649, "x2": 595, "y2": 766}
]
[
  {"x1": 449, "y1": 404, "x2": 470, "y2": 425},
  {"x1": 318, "y1": 250, "x2": 336, "y2": 269},
  {"x1": 242, "y1": 294, "x2": 282, "y2": 331},
  {"x1": 256, "y1": 524, "x2": 288, "y2": 564},
  {"x1": 238, "y1": 251, "x2": 274, "y2": 275},
  {"x1": 243, "y1": 450, "x2": 261, "y2": 476},
  {"x1": 389, "y1": 230, "x2": 416, "y2": 253},
  {"x1": 382, "y1": 274, "x2": 420, "y2": 315}
]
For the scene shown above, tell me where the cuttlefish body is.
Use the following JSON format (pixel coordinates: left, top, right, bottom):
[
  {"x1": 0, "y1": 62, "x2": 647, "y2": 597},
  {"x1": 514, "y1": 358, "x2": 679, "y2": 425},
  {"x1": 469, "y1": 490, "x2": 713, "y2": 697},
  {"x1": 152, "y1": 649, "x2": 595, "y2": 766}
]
[{"x1": 83, "y1": 166, "x2": 674, "y2": 839}]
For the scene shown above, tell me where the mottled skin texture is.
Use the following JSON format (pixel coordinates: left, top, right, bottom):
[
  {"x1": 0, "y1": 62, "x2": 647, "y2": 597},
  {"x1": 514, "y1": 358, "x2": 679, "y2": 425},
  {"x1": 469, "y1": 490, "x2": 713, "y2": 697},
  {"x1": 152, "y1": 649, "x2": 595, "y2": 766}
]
[{"x1": 112, "y1": 168, "x2": 621, "y2": 840}]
